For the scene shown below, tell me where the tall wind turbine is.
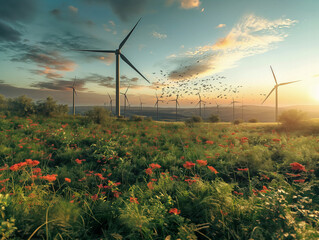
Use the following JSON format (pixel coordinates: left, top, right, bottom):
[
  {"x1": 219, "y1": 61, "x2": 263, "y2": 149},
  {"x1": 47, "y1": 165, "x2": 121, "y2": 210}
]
[
  {"x1": 230, "y1": 98, "x2": 240, "y2": 122},
  {"x1": 121, "y1": 85, "x2": 130, "y2": 118},
  {"x1": 195, "y1": 93, "x2": 206, "y2": 117},
  {"x1": 154, "y1": 93, "x2": 164, "y2": 121},
  {"x1": 139, "y1": 97, "x2": 145, "y2": 114},
  {"x1": 169, "y1": 94, "x2": 180, "y2": 121},
  {"x1": 75, "y1": 18, "x2": 149, "y2": 117},
  {"x1": 107, "y1": 92, "x2": 113, "y2": 114},
  {"x1": 70, "y1": 77, "x2": 77, "y2": 116},
  {"x1": 262, "y1": 66, "x2": 301, "y2": 122}
]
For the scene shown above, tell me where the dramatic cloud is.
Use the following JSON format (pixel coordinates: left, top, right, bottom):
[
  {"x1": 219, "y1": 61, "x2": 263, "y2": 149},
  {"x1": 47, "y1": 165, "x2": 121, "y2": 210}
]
[
  {"x1": 216, "y1": 24, "x2": 226, "y2": 28},
  {"x1": 0, "y1": 0, "x2": 38, "y2": 22},
  {"x1": 69, "y1": 6, "x2": 79, "y2": 13},
  {"x1": 80, "y1": 73, "x2": 140, "y2": 88},
  {"x1": 31, "y1": 79, "x2": 87, "y2": 91},
  {"x1": 50, "y1": 7, "x2": 94, "y2": 26},
  {"x1": 0, "y1": 21, "x2": 21, "y2": 42},
  {"x1": 168, "y1": 14, "x2": 296, "y2": 80},
  {"x1": 152, "y1": 31, "x2": 167, "y2": 39},
  {"x1": 83, "y1": 0, "x2": 148, "y2": 22},
  {"x1": 166, "y1": 0, "x2": 201, "y2": 9},
  {"x1": 12, "y1": 45, "x2": 76, "y2": 79}
]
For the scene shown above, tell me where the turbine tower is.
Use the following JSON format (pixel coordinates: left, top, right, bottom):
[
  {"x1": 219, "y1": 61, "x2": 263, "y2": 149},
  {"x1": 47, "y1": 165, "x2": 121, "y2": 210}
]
[
  {"x1": 215, "y1": 101, "x2": 220, "y2": 115},
  {"x1": 121, "y1": 85, "x2": 130, "y2": 118},
  {"x1": 154, "y1": 93, "x2": 164, "y2": 121},
  {"x1": 75, "y1": 18, "x2": 149, "y2": 117},
  {"x1": 139, "y1": 97, "x2": 145, "y2": 114},
  {"x1": 169, "y1": 94, "x2": 180, "y2": 121},
  {"x1": 70, "y1": 77, "x2": 77, "y2": 116},
  {"x1": 230, "y1": 98, "x2": 240, "y2": 122},
  {"x1": 262, "y1": 66, "x2": 301, "y2": 122}
]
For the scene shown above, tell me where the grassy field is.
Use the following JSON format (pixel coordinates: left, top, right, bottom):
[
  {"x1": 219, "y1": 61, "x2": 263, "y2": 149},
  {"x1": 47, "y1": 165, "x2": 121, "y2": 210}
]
[{"x1": 0, "y1": 114, "x2": 318, "y2": 239}]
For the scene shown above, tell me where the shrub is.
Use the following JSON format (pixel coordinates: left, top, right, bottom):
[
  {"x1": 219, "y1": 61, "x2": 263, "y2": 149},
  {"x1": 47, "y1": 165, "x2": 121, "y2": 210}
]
[
  {"x1": 208, "y1": 114, "x2": 220, "y2": 123},
  {"x1": 279, "y1": 109, "x2": 308, "y2": 128},
  {"x1": 248, "y1": 118, "x2": 258, "y2": 123},
  {"x1": 36, "y1": 97, "x2": 68, "y2": 117},
  {"x1": 233, "y1": 119, "x2": 243, "y2": 125},
  {"x1": 130, "y1": 115, "x2": 144, "y2": 121},
  {"x1": 8, "y1": 95, "x2": 35, "y2": 116},
  {"x1": 85, "y1": 106, "x2": 110, "y2": 124},
  {"x1": 191, "y1": 116, "x2": 203, "y2": 123}
]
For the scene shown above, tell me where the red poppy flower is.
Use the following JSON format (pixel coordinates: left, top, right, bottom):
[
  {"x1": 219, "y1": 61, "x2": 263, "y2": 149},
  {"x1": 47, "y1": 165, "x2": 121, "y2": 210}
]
[
  {"x1": 205, "y1": 140, "x2": 214, "y2": 145},
  {"x1": 237, "y1": 168, "x2": 249, "y2": 172},
  {"x1": 149, "y1": 163, "x2": 161, "y2": 169},
  {"x1": 183, "y1": 161, "x2": 195, "y2": 169},
  {"x1": 145, "y1": 168, "x2": 153, "y2": 175},
  {"x1": 169, "y1": 208, "x2": 181, "y2": 215},
  {"x1": 147, "y1": 182, "x2": 154, "y2": 190},
  {"x1": 130, "y1": 197, "x2": 139, "y2": 204},
  {"x1": 65, "y1": 178, "x2": 71, "y2": 183},
  {"x1": 207, "y1": 166, "x2": 218, "y2": 174},
  {"x1": 290, "y1": 162, "x2": 306, "y2": 171},
  {"x1": 293, "y1": 179, "x2": 305, "y2": 183},
  {"x1": 196, "y1": 160, "x2": 207, "y2": 166}
]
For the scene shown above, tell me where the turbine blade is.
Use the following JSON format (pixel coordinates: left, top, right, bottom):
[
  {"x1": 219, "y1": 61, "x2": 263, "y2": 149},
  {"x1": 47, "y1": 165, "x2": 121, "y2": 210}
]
[
  {"x1": 119, "y1": 18, "x2": 141, "y2": 50},
  {"x1": 74, "y1": 49, "x2": 115, "y2": 53},
  {"x1": 125, "y1": 85, "x2": 130, "y2": 94},
  {"x1": 270, "y1": 65, "x2": 278, "y2": 85},
  {"x1": 120, "y1": 54, "x2": 149, "y2": 83},
  {"x1": 278, "y1": 80, "x2": 301, "y2": 86},
  {"x1": 262, "y1": 86, "x2": 276, "y2": 104},
  {"x1": 74, "y1": 89, "x2": 77, "y2": 96}
]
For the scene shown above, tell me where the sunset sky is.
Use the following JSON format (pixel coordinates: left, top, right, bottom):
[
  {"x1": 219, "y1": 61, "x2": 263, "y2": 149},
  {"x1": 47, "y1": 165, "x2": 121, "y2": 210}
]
[{"x1": 0, "y1": 0, "x2": 318, "y2": 107}]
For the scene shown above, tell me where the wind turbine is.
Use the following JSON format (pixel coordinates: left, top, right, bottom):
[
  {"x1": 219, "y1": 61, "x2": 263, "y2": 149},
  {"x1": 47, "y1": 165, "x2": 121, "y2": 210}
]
[
  {"x1": 154, "y1": 93, "x2": 164, "y2": 121},
  {"x1": 69, "y1": 77, "x2": 77, "y2": 116},
  {"x1": 139, "y1": 97, "x2": 145, "y2": 114},
  {"x1": 107, "y1": 92, "x2": 113, "y2": 114},
  {"x1": 230, "y1": 98, "x2": 240, "y2": 122},
  {"x1": 169, "y1": 94, "x2": 180, "y2": 121},
  {"x1": 195, "y1": 93, "x2": 206, "y2": 117},
  {"x1": 215, "y1": 101, "x2": 220, "y2": 115},
  {"x1": 75, "y1": 18, "x2": 150, "y2": 117},
  {"x1": 262, "y1": 66, "x2": 301, "y2": 122},
  {"x1": 121, "y1": 85, "x2": 130, "y2": 118}
]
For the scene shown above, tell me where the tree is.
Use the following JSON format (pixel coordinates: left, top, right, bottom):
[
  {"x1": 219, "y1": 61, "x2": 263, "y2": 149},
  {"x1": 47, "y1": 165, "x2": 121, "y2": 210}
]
[
  {"x1": 36, "y1": 97, "x2": 58, "y2": 117},
  {"x1": 279, "y1": 109, "x2": 308, "y2": 128},
  {"x1": 208, "y1": 114, "x2": 220, "y2": 123},
  {"x1": 85, "y1": 107, "x2": 110, "y2": 124},
  {"x1": 0, "y1": 95, "x2": 7, "y2": 111},
  {"x1": 8, "y1": 95, "x2": 35, "y2": 116}
]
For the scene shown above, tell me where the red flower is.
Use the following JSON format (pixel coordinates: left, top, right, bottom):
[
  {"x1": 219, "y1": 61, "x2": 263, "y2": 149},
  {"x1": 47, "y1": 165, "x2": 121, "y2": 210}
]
[
  {"x1": 169, "y1": 208, "x2": 181, "y2": 215},
  {"x1": 290, "y1": 162, "x2": 306, "y2": 171},
  {"x1": 10, "y1": 162, "x2": 27, "y2": 171},
  {"x1": 149, "y1": 163, "x2": 161, "y2": 169},
  {"x1": 183, "y1": 161, "x2": 195, "y2": 169},
  {"x1": 286, "y1": 173, "x2": 301, "y2": 177},
  {"x1": 237, "y1": 168, "x2": 249, "y2": 172},
  {"x1": 293, "y1": 179, "x2": 305, "y2": 183},
  {"x1": 40, "y1": 174, "x2": 58, "y2": 182},
  {"x1": 205, "y1": 140, "x2": 214, "y2": 145},
  {"x1": 130, "y1": 197, "x2": 139, "y2": 204},
  {"x1": 147, "y1": 182, "x2": 154, "y2": 190},
  {"x1": 234, "y1": 191, "x2": 243, "y2": 196},
  {"x1": 207, "y1": 166, "x2": 218, "y2": 174},
  {"x1": 196, "y1": 160, "x2": 207, "y2": 166},
  {"x1": 240, "y1": 137, "x2": 248, "y2": 143},
  {"x1": 145, "y1": 168, "x2": 153, "y2": 175},
  {"x1": 91, "y1": 194, "x2": 98, "y2": 201},
  {"x1": 65, "y1": 178, "x2": 71, "y2": 183},
  {"x1": 259, "y1": 185, "x2": 270, "y2": 193}
]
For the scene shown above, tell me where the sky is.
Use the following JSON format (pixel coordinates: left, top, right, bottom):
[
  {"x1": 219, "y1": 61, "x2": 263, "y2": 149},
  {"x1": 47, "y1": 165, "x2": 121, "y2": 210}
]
[{"x1": 0, "y1": 0, "x2": 319, "y2": 108}]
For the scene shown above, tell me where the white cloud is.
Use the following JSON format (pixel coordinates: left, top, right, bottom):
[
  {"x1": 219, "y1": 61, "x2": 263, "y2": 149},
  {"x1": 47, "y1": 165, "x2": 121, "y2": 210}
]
[
  {"x1": 216, "y1": 23, "x2": 226, "y2": 28},
  {"x1": 179, "y1": 0, "x2": 201, "y2": 9},
  {"x1": 68, "y1": 5, "x2": 78, "y2": 13},
  {"x1": 152, "y1": 31, "x2": 167, "y2": 39},
  {"x1": 168, "y1": 14, "x2": 297, "y2": 80}
]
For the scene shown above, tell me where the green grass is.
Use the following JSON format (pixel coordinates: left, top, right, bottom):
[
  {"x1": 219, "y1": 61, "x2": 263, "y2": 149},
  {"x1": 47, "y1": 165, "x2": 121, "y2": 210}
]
[{"x1": 0, "y1": 114, "x2": 318, "y2": 239}]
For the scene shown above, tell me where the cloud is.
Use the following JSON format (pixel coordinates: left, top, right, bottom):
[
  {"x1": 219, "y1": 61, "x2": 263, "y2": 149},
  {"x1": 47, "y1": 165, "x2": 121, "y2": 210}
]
[
  {"x1": 216, "y1": 24, "x2": 226, "y2": 28},
  {"x1": 69, "y1": 6, "x2": 78, "y2": 13},
  {"x1": 0, "y1": 21, "x2": 21, "y2": 42},
  {"x1": 11, "y1": 45, "x2": 76, "y2": 79},
  {"x1": 152, "y1": 31, "x2": 167, "y2": 39},
  {"x1": 83, "y1": 0, "x2": 148, "y2": 22},
  {"x1": 179, "y1": 0, "x2": 201, "y2": 9},
  {"x1": 31, "y1": 79, "x2": 87, "y2": 91},
  {"x1": 168, "y1": 14, "x2": 296, "y2": 80},
  {"x1": 0, "y1": 0, "x2": 38, "y2": 22}
]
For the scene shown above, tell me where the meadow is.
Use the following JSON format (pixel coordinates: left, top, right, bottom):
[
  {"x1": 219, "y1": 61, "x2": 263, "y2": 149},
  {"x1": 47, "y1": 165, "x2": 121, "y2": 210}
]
[{"x1": 0, "y1": 114, "x2": 318, "y2": 239}]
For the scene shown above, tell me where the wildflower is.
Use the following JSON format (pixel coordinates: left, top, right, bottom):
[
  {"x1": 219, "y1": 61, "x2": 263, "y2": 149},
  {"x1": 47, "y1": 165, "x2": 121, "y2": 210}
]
[
  {"x1": 130, "y1": 197, "x2": 139, "y2": 204},
  {"x1": 272, "y1": 138, "x2": 280, "y2": 142},
  {"x1": 40, "y1": 174, "x2": 58, "y2": 182},
  {"x1": 220, "y1": 210, "x2": 228, "y2": 216},
  {"x1": 234, "y1": 191, "x2": 243, "y2": 196},
  {"x1": 91, "y1": 194, "x2": 98, "y2": 201},
  {"x1": 149, "y1": 163, "x2": 161, "y2": 169},
  {"x1": 237, "y1": 168, "x2": 249, "y2": 172},
  {"x1": 286, "y1": 173, "x2": 301, "y2": 177},
  {"x1": 145, "y1": 168, "x2": 153, "y2": 175},
  {"x1": 169, "y1": 208, "x2": 181, "y2": 215},
  {"x1": 147, "y1": 182, "x2": 154, "y2": 190},
  {"x1": 0, "y1": 178, "x2": 9, "y2": 183},
  {"x1": 65, "y1": 178, "x2": 71, "y2": 183},
  {"x1": 259, "y1": 185, "x2": 270, "y2": 193},
  {"x1": 196, "y1": 160, "x2": 207, "y2": 166},
  {"x1": 290, "y1": 162, "x2": 306, "y2": 171},
  {"x1": 293, "y1": 179, "x2": 305, "y2": 183},
  {"x1": 183, "y1": 161, "x2": 195, "y2": 169},
  {"x1": 240, "y1": 137, "x2": 248, "y2": 143},
  {"x1": 205, "y1": 140, "x2": 214, "y2": 145},
  {"x1": 207, "y1": 166, "x2": 218, "y2": 174},
  {"x1": 10, "y1": 162, "x2": 27, "y2": 171},
  {"x1": 75, "y1": 159, "x2": 85, "y2": 164},
  {"x1": 32, "y1": 168, "x2": 42, "y2": 175}
]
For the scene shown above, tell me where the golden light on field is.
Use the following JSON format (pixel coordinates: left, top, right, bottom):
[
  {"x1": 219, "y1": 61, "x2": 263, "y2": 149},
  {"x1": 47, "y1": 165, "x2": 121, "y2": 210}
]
[{"x1": 311, "y1": 85, "x2": 319, "y2": 101}]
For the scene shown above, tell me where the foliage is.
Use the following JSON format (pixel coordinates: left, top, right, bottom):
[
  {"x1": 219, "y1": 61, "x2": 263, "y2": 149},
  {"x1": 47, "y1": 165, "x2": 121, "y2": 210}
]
[
  {"x1": 7, "y1": 95, "x2": 35, "y2": 116},
  {"x1": 130, "y1": 115, "x2": 144, "y2": 121},
  {"x1": 85, "y1": 106, "x2": 111, "y2": 124},
  {"x1": 36, "y1": 96, "x2": 68, "y2": 116},
  {"x1": 208, "y1": 114, "x2": 220, "y2": 123},
  {"x1": 248, "y1": 118, "x2": 258, "y2": 123},
  {"x1": 279, "y1": 109, "x2": 308, "y2": 128},
  {"x1": 233, "y1": 119, "x2": 243, "y2": 125}
]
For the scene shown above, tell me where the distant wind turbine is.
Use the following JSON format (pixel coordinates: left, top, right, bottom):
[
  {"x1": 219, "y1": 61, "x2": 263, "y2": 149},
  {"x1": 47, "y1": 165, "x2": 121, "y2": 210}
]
[
  {"x1": 139, "y1": 97, "x2": 145, "y2": 114},
  {"x1": 195, "y1": 93, "x2": 206, "y2": 117},
  {"x1": 169, "y1": 94, "x2": 180, "y2": 121},
  {"x1": 215, "y1": 101, "x2": 220, "y2": 115},
  {"x1": 230, "y1": 98, "x2": 240, "y2": 122},
  {"x1": 262, "y1": 66, "x2": 301, "y2": 122},
  {"x1": 107, "y1": 92, "x2": 113, "y2": 114},
  {"x1": 69, "y1": 77, "x2": 77, "y2": 116},
  {"x1": 154, "y1": 93, "x2": 164, "y2": 121},
  {"x1": 121, "y1": 85, "x2": 130, "y2": 118},
  {"x1": 75, "y1": 18, "x2": 150, "y2": 117}
]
